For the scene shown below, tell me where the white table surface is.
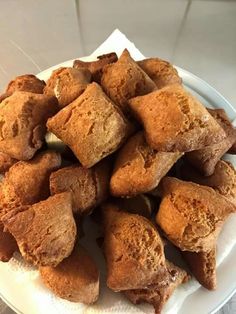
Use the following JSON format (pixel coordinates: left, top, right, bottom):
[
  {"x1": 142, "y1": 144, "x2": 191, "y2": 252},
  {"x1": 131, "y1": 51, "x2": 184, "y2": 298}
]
[{"x1": 0, "y1": 0, "x2": 235, "y2": 313}]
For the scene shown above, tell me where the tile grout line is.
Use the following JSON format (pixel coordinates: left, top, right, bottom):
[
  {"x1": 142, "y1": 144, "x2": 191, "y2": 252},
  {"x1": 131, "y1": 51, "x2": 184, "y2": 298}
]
[
  {"x1": 9, "y1": 39, "x2": 42, "y2": 72},
  {"x1": 74, "y1": 0, "x2": 86, "y2": 56},
  {"x1": 170, "y1": 0, "x2": 192, "y2": 63}
]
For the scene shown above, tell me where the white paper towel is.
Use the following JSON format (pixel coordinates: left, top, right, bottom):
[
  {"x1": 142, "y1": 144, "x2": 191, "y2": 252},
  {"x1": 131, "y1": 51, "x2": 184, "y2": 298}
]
[{"x1": 0, "y1": 29, "x2": 235, "y2": 314}]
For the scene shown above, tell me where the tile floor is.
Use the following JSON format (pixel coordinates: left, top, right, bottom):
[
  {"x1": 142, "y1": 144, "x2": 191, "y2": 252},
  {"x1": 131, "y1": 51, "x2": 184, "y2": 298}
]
[{"x1": 0, "y1": 0, "x2": 235, "y2": 313}]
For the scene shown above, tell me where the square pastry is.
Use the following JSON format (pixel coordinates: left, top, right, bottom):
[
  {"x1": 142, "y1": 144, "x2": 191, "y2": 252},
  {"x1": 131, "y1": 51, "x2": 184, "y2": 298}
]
[
  {"x1": 0, "y1": 91, "x2": 58, "y2": 160},
  {"x1": 129, "y1": 84, "x2": 226, "y2": 152},
  {"x1": 47, "y1": 82, "x2": 130, "y2": 167},
  {"x1": 101, "y1": 49, "x2": 156, "y2": 113},
  {"x1": 110, "y1": 132, "x2": 182, "y2": 197},
  {"x1": 137, "y1": 58, "x2": 182, "y2": 89},
  {"x1": 44, "y1": 67, "x2": 91, "y2": 108}
]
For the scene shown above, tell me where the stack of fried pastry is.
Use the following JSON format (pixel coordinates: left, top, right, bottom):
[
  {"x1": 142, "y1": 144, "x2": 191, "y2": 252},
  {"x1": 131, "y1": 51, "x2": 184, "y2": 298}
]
[{"x1": 0, "y1": 49, "x2": 235, "y2": 313}]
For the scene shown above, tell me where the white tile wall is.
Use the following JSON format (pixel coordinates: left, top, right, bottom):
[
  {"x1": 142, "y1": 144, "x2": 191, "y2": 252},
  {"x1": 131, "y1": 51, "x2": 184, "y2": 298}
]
[
  {"x1": 173, "y1": 0, "x2": 236, "y2": 106},
  {"x1": 0, "y1": 0, "x2": 81, "y2": 90},
  {"x1": 1, "y1": 0, "x2": 236, "y2": 109},
  {"x1": 78, "y1": 0, "x2": 188, "y2": 59}
]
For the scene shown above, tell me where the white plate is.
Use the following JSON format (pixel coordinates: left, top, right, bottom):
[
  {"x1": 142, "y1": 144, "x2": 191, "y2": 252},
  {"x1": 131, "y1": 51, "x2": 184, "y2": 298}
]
[{"x1": 0, "y1": 57, "x2": 236, "y2": 314}]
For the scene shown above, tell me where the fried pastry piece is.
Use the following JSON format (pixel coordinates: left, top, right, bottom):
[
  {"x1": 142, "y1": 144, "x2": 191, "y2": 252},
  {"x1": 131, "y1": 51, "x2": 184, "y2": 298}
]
[
  {"x1": 101, "y1": 49, "x2": 156, "y2": 113},
  {"x1": 0, "y1": 152, "x2": 17, "y2": 174},
  {"x1": 124, "y1": 261, "x2": 189, "y2": 314},
  {"x1": 180, "y1": 160, "x2": 236, "y2": 207},
  {"x1": 50, "y1": 159, "x2": 111, "y2": 215},
  {"x1": 44, "y1": 67, "x2": 91, "y2": 108},
  {"x1": 156, "y1": 177, "x2": 235, "y2": 252},
  {"x1": 115, "y1": 194, "x2": 154, "y2": 218},
  {"x1": 47, "y1": 82, "x2": 129, "y2": 168},
  {"x1": 3, "y1": 192, "x2": 76, "y2": 266},
  {"x1": 137, "y1": 58, "x2": 182, "y2": 89},
  {"x1": 102, "y1": 203, "x2": 166, "y2": 291},
  {"x1": 156, "y1": 177, "x2": 235, "y2": 289},
  {"x1": 40, "y1": 245, "x2": 99, "y2": 304},
  {"x1": 0, "y1": 150, "x2": 61, "y2": 220},
  {"x1": 0, "y1": 91, "x2": 58, "y2": 160},
  {"x1": 73, "y1": 52, "x2": 118, "y2": 83},
  {"x1": 186, "y1": 108, "x2": 236, "y2": 175},
  {"x1": 110, "y1": 132, "x2": 182, "y2": 197},
  {"x1": 6, "y1": 74, "x2": 45, "y2": 95},
  {"x1": 0, "y1": 222, "x2": 18, "y2": 262},
  {"x1": 182, "y1": 246, "x2": 216, "y2": 290},
  {"x1": 129, "y1": 85, "x2": 226, "y2": 152}
]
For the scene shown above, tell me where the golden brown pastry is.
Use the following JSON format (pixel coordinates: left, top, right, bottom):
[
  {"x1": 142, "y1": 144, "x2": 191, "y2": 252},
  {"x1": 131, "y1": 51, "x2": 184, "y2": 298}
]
[
  {"x1": 124, "y1": 260, "x2": 189, "y2": 314},
  {"x1": 129, "y1": 85, "x2": 226, "y2": 152},
  {"x1": 0, "y1": 91, "x2": 58, "y2": 160},
  {"x1": 156, "y1": 177, "x2": 236, "y2": 289},
  {"x1": 110, "y1": 132, "x2": 182, "y2": 197},
  {"x1": 3, "y1": 192, "x2": 76, "y2": 267},
  {"x1": 182, "y1": 247, "x2": 216, "y2": 290},
  {"x1": 50, "y1": 159, "x2": 111, "y2": 215},
  {"x1": 40, "y1": 245, "x2": 99, "y2": 304},
  {"x1": 0, "y1": 152, "x2": 17, "y2": 174},
  {"x1": 101, "y1": 49, "x2": 156, "y2": 113},
  {"x1": 0, "y1": 150, "x2": 61, "y2": 220},
  {"x1": 186, "y1": 108, "x2": 236, "y2": 175},
  {"x1": 0, "y1": 74, "x2": 45, "y2": 102},
  {"x1": 73, "y1": 52, "x2": 118, "y2": 83},
  {"x1": 115, "y1": 194, "x2": 154, "y2": 218},
  {"x1": 44, "y1": 67, "x2": 91, "y2": 108},
  {"x1": 137, "y1": 58, "x2": 182, "y2": 89},
  {"x1": 180, "y1": 160, "x2": 236, "y2": 207},
  {"x1": 0, "y1": 222, "x2": 18, "y2": 262},
  {"x1": 102, "y1": 203, "x2": 166, "y2": 291},
  {"x1": 156, "y1": 177, "x2": 235, "y2": 252},
  {"x1": 47, "y1": 82, "x2": 130, "y2": 168},
  {"x1": 6, "y1": 74, "x2": 45, "y2": 94}
]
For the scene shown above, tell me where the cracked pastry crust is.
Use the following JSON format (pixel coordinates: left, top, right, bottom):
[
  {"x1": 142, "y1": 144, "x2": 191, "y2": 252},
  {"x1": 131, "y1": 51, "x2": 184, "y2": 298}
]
[
  {"x1": 102, "y1": 203, "x2": 166, "y2": 291},
  {"x1": 50, "y1": 159, "x2": 111, "y2": 215},
  {"x1": 156, "y1": 177, "x2": 235, "y2": 252},
  {"x1": 6, "y1": 74, "x2": 45, "y2": 95},
  {"x1": 0, "y1": 91, "x2": 58, "y2": 160},
  {"x1": 180, "y1": 160, "x2": 236, "y2": 208},
  {"x1": 47, "y1": 82, "x2": 130, "y2": 168},
  {"x1": 3, "y1": 192, "x2": 76, "y2": 267},
  {"x1": 124, "y1": 260, "x2": 189, "y2": 314},
  {"x1": 0, "y1": 150, "x2": 61, "y2": 221},
  {"x1": 110, "y1": 132, "x2": 182, "y2": 197},
  {"x1": 44, "y1": 67, "x2": 91, "y2": 108},
  {"x1": 186, "y1": 108, "x2": 236, "y2": 176},
  {"x1": 101, "y1": 49, "x2": 156, "y2": 113},
  {"x1": 129, "y1": 84, "x2": 226, "y2": 152},
  {"x1": 138, "y1": 58, "x2": 182, "y2": 89},
  {"x1": 73, "y1": 52, "x2": 118, "y2": 83},
  {"x1": 40, "y1": 245, "x2": 99, "y2": 304}
]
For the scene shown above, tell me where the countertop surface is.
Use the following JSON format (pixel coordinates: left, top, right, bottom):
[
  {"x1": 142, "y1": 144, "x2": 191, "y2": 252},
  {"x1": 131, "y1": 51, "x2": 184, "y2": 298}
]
[{"x1": 0, "y1": 0, "x2": 236, "y2": 313}]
